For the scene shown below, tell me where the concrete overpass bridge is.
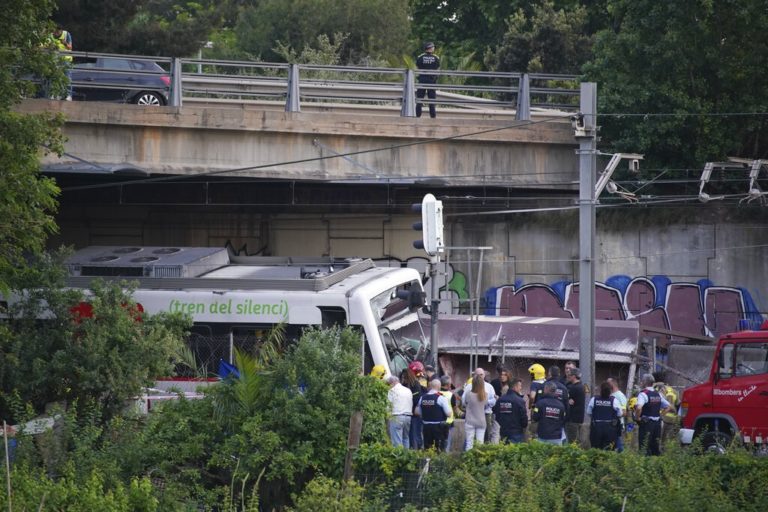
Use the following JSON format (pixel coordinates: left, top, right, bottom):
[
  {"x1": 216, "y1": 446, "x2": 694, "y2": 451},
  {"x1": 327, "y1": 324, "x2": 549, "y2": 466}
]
[
  {"x1": 21, "y1": 52, "x2": 581, "y2": 187},
  {"x1": 15, "y1": 55, "x2": 593, "y2": 302},
  {"x1": 24, "y1": 99, "x2": 578, "y2": 188}
]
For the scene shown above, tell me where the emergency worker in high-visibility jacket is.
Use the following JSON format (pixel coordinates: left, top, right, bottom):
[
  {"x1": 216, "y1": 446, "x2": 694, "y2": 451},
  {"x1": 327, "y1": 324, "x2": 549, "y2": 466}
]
[{"x1": 46, "y1": 27, "x2": 73, "y2": 100}]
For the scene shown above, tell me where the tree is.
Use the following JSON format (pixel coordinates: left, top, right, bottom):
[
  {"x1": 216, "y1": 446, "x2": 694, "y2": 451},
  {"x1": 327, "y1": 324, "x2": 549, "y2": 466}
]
[
  {"x1": 485, "y1": 1, "x2": 593, "y2": 74},
  {"x1": 0, "y1": 251, "x2": 189, "y2": 423},
  {"x1": 120, "y1": 1, "x2": 222, "y2": 57},
  {"x1": 53, "y1": 0, "x2": 144, "y2": 53},
  {"x1": 583, "y1": 0, "x2": 768, "y2": 172},
  {"x1": 235, "y1": 0, "x2": 411, "y2": 63},
  {"x1": 0, "y1": 0, "x2": 65, "y2": 291},
  {"x1": 410, "y1": 0, "x2": 526, "y2": 68},
  {"x1": 54, "y1": 0, "x2": 224, "y2": 57},
  {"x1": 208, "y1": 327, "x2": 389, "y2": 507}
]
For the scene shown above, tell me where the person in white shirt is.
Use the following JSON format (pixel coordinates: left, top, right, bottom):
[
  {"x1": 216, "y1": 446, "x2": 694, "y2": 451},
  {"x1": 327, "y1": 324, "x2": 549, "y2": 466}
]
[
  {"x1": 387, "y1": 375, "x2": 414, "y2": 448},
  {"x1": 608, "y1": 377, "x2": 628, "y2": 452}
]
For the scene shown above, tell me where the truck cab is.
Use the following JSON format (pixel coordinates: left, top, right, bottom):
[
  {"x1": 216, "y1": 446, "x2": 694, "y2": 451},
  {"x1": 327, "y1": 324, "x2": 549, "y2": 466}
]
[{"x1": 679, "y1": 324, "x2": 768, "y2": 452}]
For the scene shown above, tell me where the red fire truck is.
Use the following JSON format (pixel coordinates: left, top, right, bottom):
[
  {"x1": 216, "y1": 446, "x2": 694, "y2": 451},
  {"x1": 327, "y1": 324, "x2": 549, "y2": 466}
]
[{"x1": 679, "y1": 323, "x2": 768, "y2": 452}]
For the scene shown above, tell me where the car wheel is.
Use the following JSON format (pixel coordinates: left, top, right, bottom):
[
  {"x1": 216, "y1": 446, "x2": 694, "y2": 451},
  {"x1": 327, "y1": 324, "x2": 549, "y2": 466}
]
[
  {"x1": 701, "y1": 431, "x2": 731, "y2": 454},
  {"x1": 134, "y1": 91, "x2": 164, "y2": 106}
]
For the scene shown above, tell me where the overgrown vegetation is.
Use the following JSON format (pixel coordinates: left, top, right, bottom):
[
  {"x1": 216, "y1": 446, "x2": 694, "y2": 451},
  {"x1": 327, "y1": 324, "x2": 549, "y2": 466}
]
[
  {"x1": 0, "y1": 251, "x2": 189, "y2": 424},
  {"x1": 2, "y1": 318, "x2": 389, "y2": 510},
  {"x1": 347, "y1": 442, "x2": 768, "y2": 511}
]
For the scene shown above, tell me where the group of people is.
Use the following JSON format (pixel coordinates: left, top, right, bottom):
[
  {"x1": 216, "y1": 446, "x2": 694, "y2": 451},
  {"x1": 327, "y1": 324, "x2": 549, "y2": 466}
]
[{"x1": 383, "y1": 360, "x2": 676, "y2": 455}]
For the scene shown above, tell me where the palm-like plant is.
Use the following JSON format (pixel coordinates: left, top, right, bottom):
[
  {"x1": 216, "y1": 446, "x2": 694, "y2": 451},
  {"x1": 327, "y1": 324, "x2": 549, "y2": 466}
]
[{"x1": 211, "y1": 323, "x2": 286, "y2": 427}]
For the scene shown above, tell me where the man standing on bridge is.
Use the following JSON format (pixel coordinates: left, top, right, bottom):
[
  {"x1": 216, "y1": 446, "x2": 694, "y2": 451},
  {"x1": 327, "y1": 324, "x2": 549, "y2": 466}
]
[{"x1": 416, "y1": 42, "x2": 440, "y2": 118}]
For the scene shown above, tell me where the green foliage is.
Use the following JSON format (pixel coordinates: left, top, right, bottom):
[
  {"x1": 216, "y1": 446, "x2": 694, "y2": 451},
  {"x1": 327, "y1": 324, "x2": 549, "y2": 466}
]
[
  {"x1": 1, "y1": 252, "x2": 190, "y2": 423},
  {"x1": 208, "y1": 327, "x2": 389, "y2": 507},
  {"x1": 212, "y1": 323, "x2": 286, "y2": 427},
  {"x1": 584, "y1": 0, "x2": 768, "y2": 171},
  {"x1": 0, "y1": 0, "x2": 63, "y2": 106},
  {"x1": 289, "y1": 476, "x2": 375, "y2": 512},
  {"x1": 409, "y1": 0, "x2": 525, "y2": 69},
  {"x1": 0, "y1": 465, "x2": 158, "y2": 512},
  {"x1": 121, "y1": 1, "x2": 222, "y2": 57},
  {"x1": 0, "y1": 1, "x2": 65, "y2": 292},
  {"x1": 275, "y1": 33, "x2": 348, "y2": 66},
  {"x1": 353, "y1": 442, "x2": 768, "y2": 511},
  {"x1": 485, "y1": 1, "x2": 593, "y2": 74},
  {"x1": 55, "y1": 0, "x2": 227, "y2": 57},
  {"x1": 235, "y1": 0, "x2": 410, "y2": 63}
]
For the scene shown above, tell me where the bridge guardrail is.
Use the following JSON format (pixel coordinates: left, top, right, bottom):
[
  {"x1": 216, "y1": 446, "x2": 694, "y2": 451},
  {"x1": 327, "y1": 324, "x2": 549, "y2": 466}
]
[{"x1": 58, "y1": 51, "x2": 580, "y2": 117}]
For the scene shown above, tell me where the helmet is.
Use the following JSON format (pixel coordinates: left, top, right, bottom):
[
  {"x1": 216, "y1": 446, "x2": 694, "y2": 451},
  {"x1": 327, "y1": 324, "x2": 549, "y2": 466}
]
[
  {"x1": 628, "y1": 396, "x2": 638, "y2": 417},
  {"x1": 424, "y1": 41, "x2": 435, "y2": 50},
  {"x1": 370, "y1": 365, "x2": 386, "y2": 379},
  {"x1": 408, "y1": 361, "x2": 425, "y2": 374},
  {"x1": 528, "y1": 363, "x2": 545, "y2": 380}
]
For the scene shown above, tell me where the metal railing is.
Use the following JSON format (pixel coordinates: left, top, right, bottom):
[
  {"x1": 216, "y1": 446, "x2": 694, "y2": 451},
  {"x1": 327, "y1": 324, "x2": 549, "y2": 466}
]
[{"x1": 62, "y1": 51, "x2": 581, "y2": 118}]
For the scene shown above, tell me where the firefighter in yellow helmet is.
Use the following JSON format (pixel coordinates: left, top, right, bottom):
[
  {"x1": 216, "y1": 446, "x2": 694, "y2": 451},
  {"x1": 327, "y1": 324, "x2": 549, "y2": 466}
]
[
  {"x1": 527, "y1": 363, "x2": 546, "y2": 439},
  {"x1": 370, "y1": 364, "x2": 387, "y2": 379}
]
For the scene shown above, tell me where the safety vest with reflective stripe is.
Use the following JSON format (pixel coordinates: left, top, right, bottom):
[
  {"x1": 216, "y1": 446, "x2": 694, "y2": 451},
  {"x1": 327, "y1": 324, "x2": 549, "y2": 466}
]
[
  {"x1": 54, "y1": 31, "x2": 73, "y2": 62},
  {"x1": 440, "y1": 390, "x2": 455, "y2": 424}
]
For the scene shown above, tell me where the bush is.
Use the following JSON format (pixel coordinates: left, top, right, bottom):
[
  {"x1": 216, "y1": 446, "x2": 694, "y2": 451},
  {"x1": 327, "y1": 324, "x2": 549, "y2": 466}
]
[
  {"x1": 289, "y1": 476, "x2": 374, "y2": 512},
  {"x1": 209, "y1": 326, "x2": 389, "y2": 508},
  {"x1": 0, "y1": 465, "x2": 157, "y2": 512},
  {"x1": 354, "y1": 442, "x2": 768, "y2": 511}
]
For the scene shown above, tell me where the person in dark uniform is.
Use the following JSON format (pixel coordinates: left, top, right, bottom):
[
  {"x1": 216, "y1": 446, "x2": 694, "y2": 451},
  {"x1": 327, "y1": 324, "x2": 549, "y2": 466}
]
[
  {"x1": 415, "y1": 379, "x2": 452, "y2": 450},
  {"x1": 565, "y1": 367, "x2": 586, "y2": 445},
  {"x1": 561, "y1": 361, "x2": 577, "y2": 385},
  {"x1": 587, "y1": 381, "x2": 623, "y2": 450},
  {"x1": 634, "y1": 373, "x2": 671, "y2": 456},
  {"x1": 494, "y1": 377, "x2": 528, "y2": 443},
  {"x1": 416, "y1": 42, "x2": 440, "y2": 118},
  {"x1": 535, "y1": 366, "x2": 570, "y2": 415},
  {"x1": 532, "y1": 381, "x2": 566, "y2": 445}
]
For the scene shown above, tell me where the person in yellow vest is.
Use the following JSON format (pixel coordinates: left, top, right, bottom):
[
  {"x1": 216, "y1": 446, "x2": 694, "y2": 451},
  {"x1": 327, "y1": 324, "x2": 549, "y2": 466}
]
[
  {"x1": 653, "y1": 375, "x2": 680, "y2": 445},
  {"x1": 439, "y1": 375, "x2": 458, "y2": 451},
  {"x1": 625, "y1": 394, "x2": 639, "y2": 451},
  {"x1": 51, "y1": 27, "x2": 73, "y2": 100}
]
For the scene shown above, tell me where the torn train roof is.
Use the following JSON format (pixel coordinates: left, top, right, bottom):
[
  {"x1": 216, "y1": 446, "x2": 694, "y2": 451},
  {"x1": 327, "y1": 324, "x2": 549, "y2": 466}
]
[{"x1": 434, "y1": 314, "x2": 639, "y2": 363}]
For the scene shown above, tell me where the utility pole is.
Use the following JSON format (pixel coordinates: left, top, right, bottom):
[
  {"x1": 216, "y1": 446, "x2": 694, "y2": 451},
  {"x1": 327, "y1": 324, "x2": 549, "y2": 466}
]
[
  {"x1": 429, "y1": 258, "x2": 439, "y2": 373},
  {"x1": 577, "y1": 83, "x2": 597, "y2": 394},
  {"x1": 411, "y1": 194, "x2": 444, "y2": 374}
]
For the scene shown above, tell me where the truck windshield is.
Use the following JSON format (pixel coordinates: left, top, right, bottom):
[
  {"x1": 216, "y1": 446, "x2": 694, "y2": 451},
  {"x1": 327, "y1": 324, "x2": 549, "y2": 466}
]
[
  {"x1": 370, "y1": 281, "x2": 429, "y2": 376},
  {"x1": 718, "y1": 342, "x2": 768, "y2": 379}
]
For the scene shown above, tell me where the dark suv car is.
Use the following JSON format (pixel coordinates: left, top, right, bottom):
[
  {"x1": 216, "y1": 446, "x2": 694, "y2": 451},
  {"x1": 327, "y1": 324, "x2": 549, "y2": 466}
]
[{"x1": 71, "y1": 57, "x2": 170, "y2": 105}]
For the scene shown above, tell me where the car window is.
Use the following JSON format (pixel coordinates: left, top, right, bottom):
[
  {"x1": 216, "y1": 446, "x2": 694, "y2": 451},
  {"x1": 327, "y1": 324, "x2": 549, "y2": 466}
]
[
  {"x1": 100, "y1": 58, "x2": 132, "y2": 70},
  {"x1": 130, "y1": 60, "x2": 163, "y2": 72},
  {"x1": 734, "y1": 342, "x2": 768, "y2": 377},
  {"x1": 718, "y1": 343, "x2": 734, "y2": 379},
  {"x1": 74, "y1": 57, "x2": 97, "y2": 68}
]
